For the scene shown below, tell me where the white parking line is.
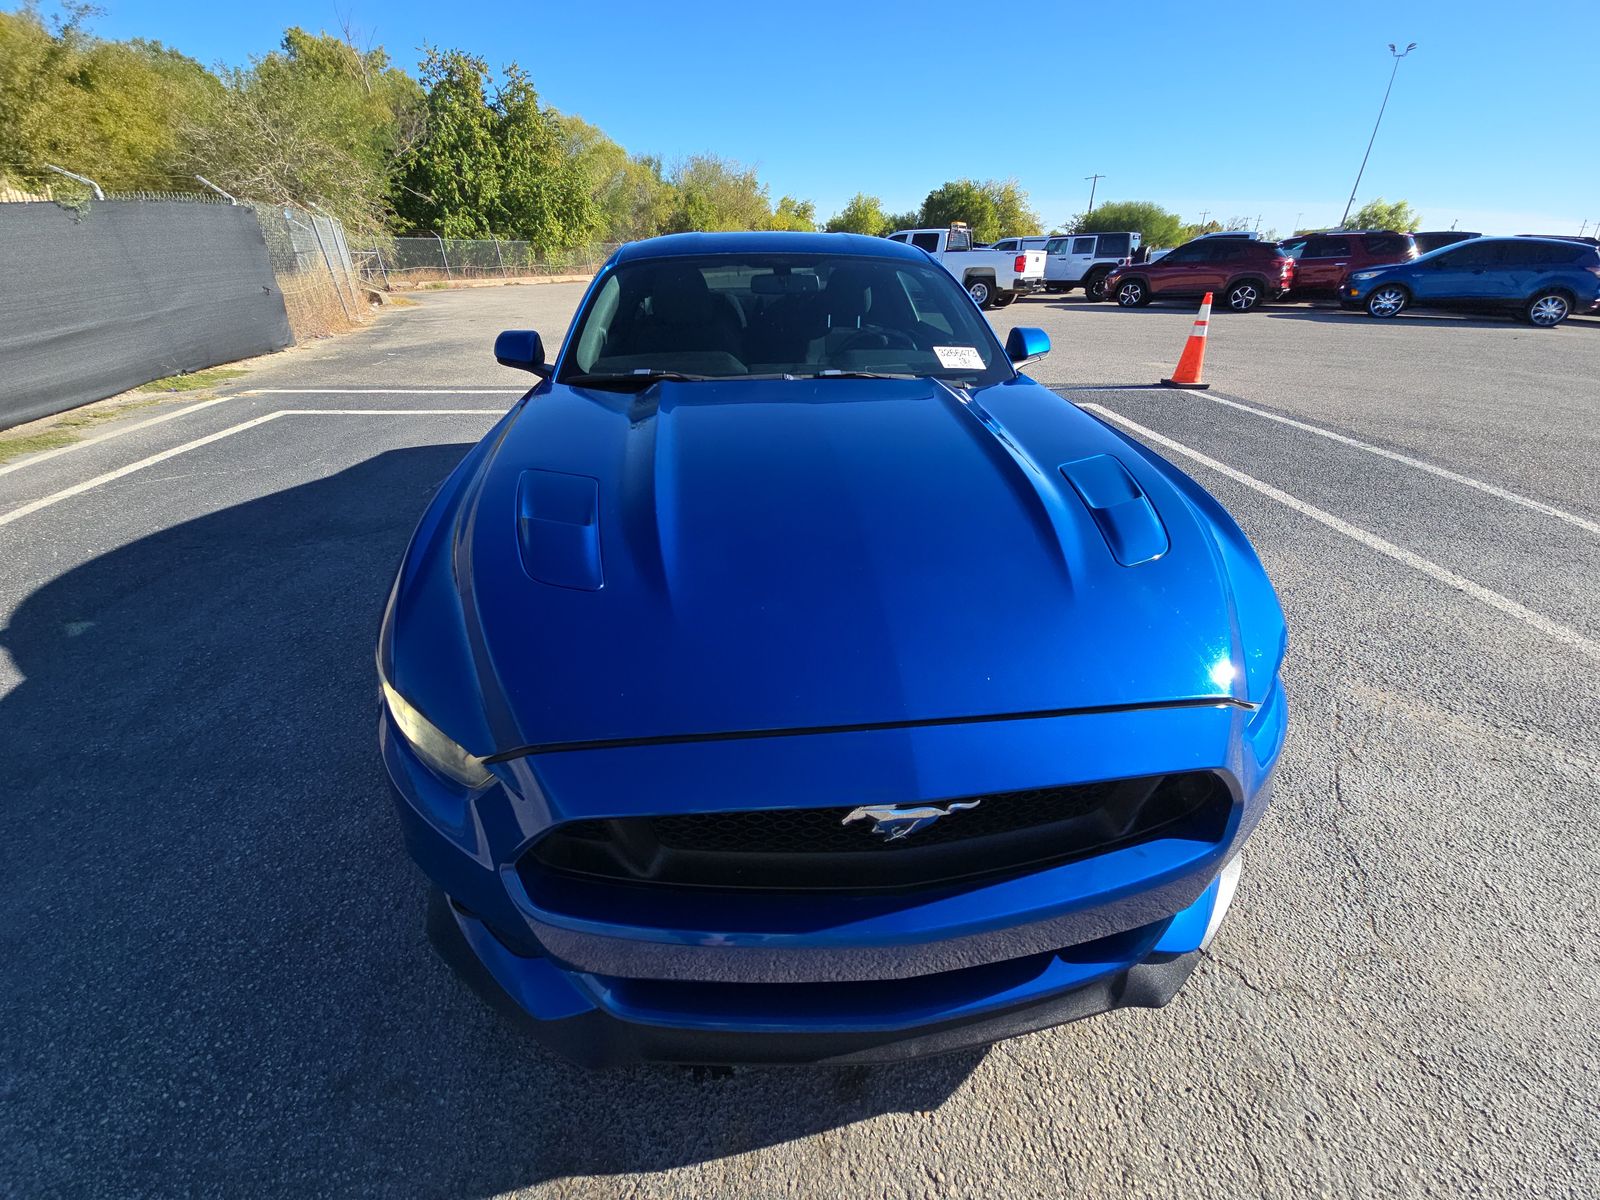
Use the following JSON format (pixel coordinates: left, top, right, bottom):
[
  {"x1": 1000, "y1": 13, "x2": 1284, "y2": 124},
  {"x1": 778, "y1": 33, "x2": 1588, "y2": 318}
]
[
  {"x1": 1084, "y1": 403, "x2": 1600, "y2": 664},
  {"x1": 244, "y1": 388, "x2": 526, "y2": 395},
  {"x1": 0, "y1": 409, "x2": 503, "y2": 528},
  {"x1": 1166, "y1": 387, "x2": 1600, "y2": 536},
  {"x1": 0, "y1": 396, "x2": 235, "y2": 478}
]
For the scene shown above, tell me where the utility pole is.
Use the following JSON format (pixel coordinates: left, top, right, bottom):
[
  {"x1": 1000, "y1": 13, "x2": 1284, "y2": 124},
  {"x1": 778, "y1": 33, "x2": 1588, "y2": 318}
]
[
  {"x1": 1084, "y1": 174, "x2": 1106, "y2": 215},
  {"x1": 1254, "y1": 214, "x2": 1262, "y2": 233},
  {"x1": 1198, "y1": 210, "x2": 1210, "y2": 228},
  {"x1": 1340, "y1": 42, "x2": 1417, "y2": 228},
  {"x1": 1294, "y1": 212, "x2": 1303, "y2": 233}
]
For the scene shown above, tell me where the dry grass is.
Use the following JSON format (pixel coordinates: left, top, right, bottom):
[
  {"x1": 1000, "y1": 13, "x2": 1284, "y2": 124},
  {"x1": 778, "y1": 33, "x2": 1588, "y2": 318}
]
[
  {"x1": 136, "y1": 367, "x2": 248, "y2": 393},
  {"x1": 0, "y1": 397, "x2": 162, "y2": 466}
]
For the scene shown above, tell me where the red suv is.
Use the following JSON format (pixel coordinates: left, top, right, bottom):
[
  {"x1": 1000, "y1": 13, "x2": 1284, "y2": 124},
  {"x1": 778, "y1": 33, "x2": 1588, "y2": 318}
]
[
  {"x1": 1278, "y1": 230, "x2": 1417, "y2": 297},
  {"x1": 1103, "y1": 238, "x2": 1294, "y2": 312}
]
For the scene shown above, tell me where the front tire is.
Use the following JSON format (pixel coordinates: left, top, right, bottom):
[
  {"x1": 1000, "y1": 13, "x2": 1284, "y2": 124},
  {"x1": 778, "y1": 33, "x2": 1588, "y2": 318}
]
[
  {"x1": 1366, "y1": 285, "x2": 1408, "y2": 318},
  {"x1": 1224, "y1": 278, "x2": 1265, "y2": 312},
  {"x1": 966, "y1": 277, "x2": 994, "y2": 308},
  {"x1": 1115, "y1": 278, "x2": 1149, "y2": 307},
  {"x1": 1084, "y1": 269, "x2": 1111, "y2": 301},
  {"x1": 1524, "y1": 291, "x2": 1571, "y2": 327}
]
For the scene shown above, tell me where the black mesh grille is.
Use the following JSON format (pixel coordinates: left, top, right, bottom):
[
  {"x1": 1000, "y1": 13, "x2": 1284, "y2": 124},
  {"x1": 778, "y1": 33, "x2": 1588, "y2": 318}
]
[{"x1": 523, "y1": 773, "x2": 1230, "y2": 894}]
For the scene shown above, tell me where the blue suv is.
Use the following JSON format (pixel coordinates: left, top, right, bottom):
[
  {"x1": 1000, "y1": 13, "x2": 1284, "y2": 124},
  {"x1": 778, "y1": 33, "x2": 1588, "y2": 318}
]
[{"x1": 1342, "y1": 236, "x2": 1600, "y2": 327}]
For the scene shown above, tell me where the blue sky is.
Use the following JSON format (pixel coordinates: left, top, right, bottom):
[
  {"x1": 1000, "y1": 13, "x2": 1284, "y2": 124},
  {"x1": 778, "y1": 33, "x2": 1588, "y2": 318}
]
[{"x1": 78, "y1": 0, "x2": 1599, "y2": 237}]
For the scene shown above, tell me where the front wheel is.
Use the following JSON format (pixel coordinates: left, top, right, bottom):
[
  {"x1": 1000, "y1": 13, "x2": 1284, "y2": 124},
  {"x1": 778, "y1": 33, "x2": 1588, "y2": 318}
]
[
  {"x1": 1524, "y1": 291, "x2": 1571, "y2": 327},
  {"x1": 966, "y1": 277, "x2": 994, "y2": 308},
  {"x1": 1084, "y1": 270, "x2": 1110, "y2": 301},
  {"x1": 1115, "y1": 279, "x2": 1149, "y2": 307},
  {"x1": 1366, "y1": 285, "x2": 1408, "y2": 318},
  {"x1": 1225, "y1": 279, "x2": 1265, "y2": 312}
]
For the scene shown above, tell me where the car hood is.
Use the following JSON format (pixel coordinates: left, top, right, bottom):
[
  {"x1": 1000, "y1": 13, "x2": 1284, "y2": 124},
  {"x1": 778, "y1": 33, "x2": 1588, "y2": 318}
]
[{"x1": 413, "y1": 376, "x2": 1279, "y2": 752}]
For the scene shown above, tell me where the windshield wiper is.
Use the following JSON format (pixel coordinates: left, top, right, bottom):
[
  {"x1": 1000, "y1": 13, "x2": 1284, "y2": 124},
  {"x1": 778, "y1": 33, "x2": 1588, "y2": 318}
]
[
  {"x1": 564, "y1": 370, "x2": 713, "y2": 390},
  {"x1": 803, "y1": 370, "x2": 919, "y2": 381}
]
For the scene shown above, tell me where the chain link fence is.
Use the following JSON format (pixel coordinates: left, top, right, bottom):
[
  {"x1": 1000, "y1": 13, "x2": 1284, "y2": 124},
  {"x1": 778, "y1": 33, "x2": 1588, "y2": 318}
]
[
  {"x1": 2, "y1": 177, "x2": 372, "y2": 344},
  {"x1": 249, "y1": 202, "x2": 370, "y2": 340},
  {"x1": 357, "y1": 237, "x2": 616, "y2": 285}
]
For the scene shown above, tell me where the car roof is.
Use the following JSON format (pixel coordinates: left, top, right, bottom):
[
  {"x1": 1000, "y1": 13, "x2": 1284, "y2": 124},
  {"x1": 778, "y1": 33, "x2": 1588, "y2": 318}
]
[{"x1": 613, "y1": 231, "x2": 926, "y2": 264}]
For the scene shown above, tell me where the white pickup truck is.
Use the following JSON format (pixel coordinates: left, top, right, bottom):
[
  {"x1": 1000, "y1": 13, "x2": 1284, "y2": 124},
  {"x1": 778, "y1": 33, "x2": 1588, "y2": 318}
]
[{"x1": 887, "y1": 223, "x2": 1047, "y2": 309}]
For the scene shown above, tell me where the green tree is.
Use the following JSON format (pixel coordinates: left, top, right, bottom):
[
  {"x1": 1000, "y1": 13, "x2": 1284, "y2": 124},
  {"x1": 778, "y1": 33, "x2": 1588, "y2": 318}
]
[
  {"x1": 393, "y1": 48, "x2": 597, "y2": 248},
  {"x1": 554, "y1": 113, "x2": 673, "y2": 242},
  {"x1": 986, "y1": 178, "x2": 1041, "y2": 239},
  {"x1": 185, "y1": 27, "x2": 421, "y2": 233},
  {"x1": 825, "y1": 192, "x2": 889, "y2": 235},
  {"x1": 492, "y1": 64, "x2": 597, "y2": 247},
  {"x1": 919, "y1": 179, "x2": 997, "y2": 241},
  {"x1": 662, "y1": 154, "x2": 772, "y2": 232},
  {"x1": 917, "y1": 178, "x2": 1041, "y2": 242},
  {"x1": 766, "y1": 195, "x2": 816, "y2": 231},
  {"x1": 1068, "y1": 200, "x2": 1187, "y2": 248},
  {"x1": 1345, "y1": 197, "x2": 1419, "y2": 231},
  {"x1": 391, "y1": 48, "x2": 503, "y2": 237},
  {"x1": 882, "y1": 209, "x2": 920, "y2": 233},
  {"x1": 0, "y1": 4, "x2": 221, "y2": 195}
]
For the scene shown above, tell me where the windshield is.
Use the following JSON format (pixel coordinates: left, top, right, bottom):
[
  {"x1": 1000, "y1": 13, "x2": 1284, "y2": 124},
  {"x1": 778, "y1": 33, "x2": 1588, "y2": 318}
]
[{"x1": 558, "y1": 253, "x2": 1011, "y2": 387}]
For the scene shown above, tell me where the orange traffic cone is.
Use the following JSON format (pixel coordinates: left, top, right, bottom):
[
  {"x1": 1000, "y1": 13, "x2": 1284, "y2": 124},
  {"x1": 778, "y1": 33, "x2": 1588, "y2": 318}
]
[{"x1": 1160, "y1": 292, "x2": 1212, "y2": 389}]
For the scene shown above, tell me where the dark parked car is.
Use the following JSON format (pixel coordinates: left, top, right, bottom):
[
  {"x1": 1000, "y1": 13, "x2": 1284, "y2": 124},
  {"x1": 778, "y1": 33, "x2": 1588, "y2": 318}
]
[
  {"x1": 1342, "y1": 236, "x2": 1600, "y2": 326},
  {"x1": 1412, "y1": 230, "x2": 1481, "y2": 254},
  {"x1": 1104, "y1": 237, "x2": 1294, "y2": 311},
  {"x1": 1277, "y1": 230, "x2": 1416, "y2": 296},
  {"x1": 1517, "y1": 234, "x2": 1599, "y2": 246}
]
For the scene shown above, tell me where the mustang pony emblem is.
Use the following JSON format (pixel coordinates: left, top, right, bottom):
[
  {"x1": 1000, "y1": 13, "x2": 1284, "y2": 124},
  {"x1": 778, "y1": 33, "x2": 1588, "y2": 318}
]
[{"x1": 840, "y1": 800, "x2": 982, "y2": 842}]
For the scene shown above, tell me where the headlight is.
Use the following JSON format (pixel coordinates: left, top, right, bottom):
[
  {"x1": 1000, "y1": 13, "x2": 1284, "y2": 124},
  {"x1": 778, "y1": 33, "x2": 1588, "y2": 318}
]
[
  {"x1": 381, "y1": 678, "x2": 492, "y2": 788},
  {"x1": 1350, "y1": 270, "x2": 1381, "y2": 281}
]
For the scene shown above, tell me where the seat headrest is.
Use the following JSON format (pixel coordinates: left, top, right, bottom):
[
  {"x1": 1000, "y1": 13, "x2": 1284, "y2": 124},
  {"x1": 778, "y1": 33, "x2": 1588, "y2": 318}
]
[{"x1": 823, "y1": 267, "x2": 873, "y2": 324}]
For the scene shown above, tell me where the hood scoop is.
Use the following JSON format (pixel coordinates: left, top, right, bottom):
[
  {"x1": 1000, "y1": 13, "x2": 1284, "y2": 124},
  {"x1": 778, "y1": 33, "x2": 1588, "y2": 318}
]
[
  {"x1": 1060, "y1": 455, "x2": 1169, "y2": 566},
  {"x1": 516, "y1": 469, "x2": 604, "y2": 591}
]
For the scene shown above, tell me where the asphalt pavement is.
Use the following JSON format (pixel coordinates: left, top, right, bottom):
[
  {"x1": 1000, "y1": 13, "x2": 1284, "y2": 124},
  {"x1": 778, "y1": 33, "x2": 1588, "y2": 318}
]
[{"x1": 2, "y1": 284, "x2": 1596, "y2": 1199}]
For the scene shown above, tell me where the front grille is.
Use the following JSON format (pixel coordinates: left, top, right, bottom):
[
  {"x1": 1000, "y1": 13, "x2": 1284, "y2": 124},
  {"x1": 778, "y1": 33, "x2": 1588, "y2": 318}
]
[{"x1": 521, "y1": 772, "x2": 1230, "y2": 894}]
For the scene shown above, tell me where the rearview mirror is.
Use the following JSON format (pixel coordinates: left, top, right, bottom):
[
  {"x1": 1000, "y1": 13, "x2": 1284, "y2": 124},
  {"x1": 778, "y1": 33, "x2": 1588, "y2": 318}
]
[
  {"x1": 750, "y1": 272, "x2": 820, "y2": 295},
  {"x1": 494, "y1": 329, "x2": 550, "y2": 376},
  {"x1": 1005, "y1": 326, "x2": 1050, "y2": 367}
]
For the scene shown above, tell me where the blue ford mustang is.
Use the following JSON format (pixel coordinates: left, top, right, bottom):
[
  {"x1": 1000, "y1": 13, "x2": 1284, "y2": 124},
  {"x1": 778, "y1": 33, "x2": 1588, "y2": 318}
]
[{"x1": 377, "y1": 232, "x2": 1288, "y2": 1066}]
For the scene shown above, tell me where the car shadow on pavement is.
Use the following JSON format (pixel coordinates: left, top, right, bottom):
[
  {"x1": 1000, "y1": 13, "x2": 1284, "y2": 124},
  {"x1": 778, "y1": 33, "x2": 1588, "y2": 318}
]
[
  {"x1": 0, "y1": 446, "x2": 980, "y2": 1197},
  {"x1": 1260, "y1": 308, "x2": 1527, "y2": 329}
]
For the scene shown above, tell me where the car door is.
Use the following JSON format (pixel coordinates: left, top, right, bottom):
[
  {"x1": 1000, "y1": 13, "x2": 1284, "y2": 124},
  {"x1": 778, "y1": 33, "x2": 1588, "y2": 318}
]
[
  {"x1": 1044, "y1": 237, "x2": 1072, "y2": 283},
  {"x1": 1294, "y1": 235, "x2": 1353, "y2": 291},
  {"x1": 1467, "y1": 241, "x2": 1533, "y2": 306},
  {"x1": 1067, "y1": 236, "x2": 1098, "y2": 283},
  {"x1": 1196, "y1": 241, "x2": 1241, "y2": 294},
  {"x1": 1410, "y1": 245, "x2": 1481, "y2": 305},
  {"x1": 1147, "y1": 241, "x2": 1211, "y2": 295}
]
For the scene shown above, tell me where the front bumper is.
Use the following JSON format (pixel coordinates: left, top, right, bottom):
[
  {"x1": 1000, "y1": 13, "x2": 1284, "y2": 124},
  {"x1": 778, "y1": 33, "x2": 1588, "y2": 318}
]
[
  {"x1": 426, "y1": 882, "x2": 1220, "y2": 1067},
  {"x1": 384, "y1": 692, "x2": 1284, "y2": 1066}
]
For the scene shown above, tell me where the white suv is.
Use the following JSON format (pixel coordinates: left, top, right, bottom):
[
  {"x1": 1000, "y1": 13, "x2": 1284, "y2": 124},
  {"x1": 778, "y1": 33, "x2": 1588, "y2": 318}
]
[{"x1": 1043, "y1": 232, "x2": 1142, "y2": 300}]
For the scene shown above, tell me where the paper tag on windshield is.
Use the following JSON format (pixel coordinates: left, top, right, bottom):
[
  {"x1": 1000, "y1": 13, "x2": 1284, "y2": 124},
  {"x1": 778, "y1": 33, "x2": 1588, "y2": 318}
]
[{"x1": 933, "y1": 346, "x2": 985, "y2": 370}]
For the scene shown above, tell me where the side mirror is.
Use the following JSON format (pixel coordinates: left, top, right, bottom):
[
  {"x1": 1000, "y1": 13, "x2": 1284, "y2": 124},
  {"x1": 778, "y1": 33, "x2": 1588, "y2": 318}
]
[
  {"x1": 1005, "y1": 326, "x2": 1050, "y2": 368},
  {"x1": 494, "y1": 329, "x2": 550, "y2": 376}
]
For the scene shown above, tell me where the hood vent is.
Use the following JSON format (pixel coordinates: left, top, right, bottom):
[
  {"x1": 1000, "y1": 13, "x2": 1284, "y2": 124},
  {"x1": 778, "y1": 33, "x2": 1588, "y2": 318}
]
[
  {"x1": 1059, "y1": 455, "x2": 1169, "y2": 566},
  {"x1": 516, "y1": 469, "x2": 604, "y2": 590}
]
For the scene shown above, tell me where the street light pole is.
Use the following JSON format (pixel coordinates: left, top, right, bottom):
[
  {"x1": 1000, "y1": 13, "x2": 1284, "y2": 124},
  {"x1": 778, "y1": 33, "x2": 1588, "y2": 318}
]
[
  {"x1": 1340, "y1": 42, "x2": 1417, "y2": 228},
  {"x1": 1084, "y1": 174, "x2": 1105, "y2": 216}
]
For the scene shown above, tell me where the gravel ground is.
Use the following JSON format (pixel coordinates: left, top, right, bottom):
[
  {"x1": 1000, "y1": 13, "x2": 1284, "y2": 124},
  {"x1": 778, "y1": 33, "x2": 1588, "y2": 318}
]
[{"x1": 2, "y1": 283, "x2": 1596, "y2": 1199}]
